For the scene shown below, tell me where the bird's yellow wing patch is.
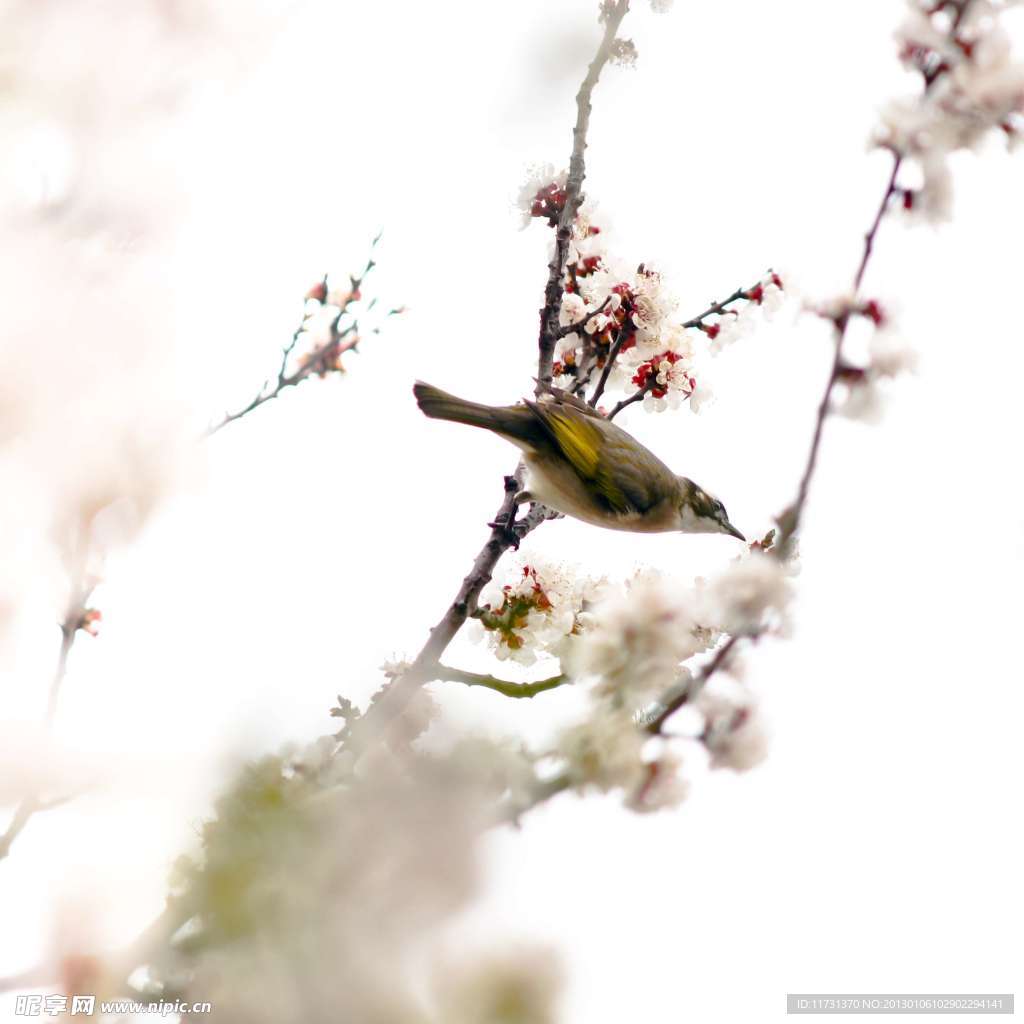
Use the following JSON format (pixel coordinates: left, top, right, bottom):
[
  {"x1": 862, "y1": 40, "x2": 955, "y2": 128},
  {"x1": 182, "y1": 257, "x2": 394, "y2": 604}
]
[{"x1": 538, "y1": 407, "x2": 632, "y2": 515}]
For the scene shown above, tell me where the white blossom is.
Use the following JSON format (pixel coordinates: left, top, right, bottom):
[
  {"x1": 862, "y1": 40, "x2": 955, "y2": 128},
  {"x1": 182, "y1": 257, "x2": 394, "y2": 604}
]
[
  {"x1": 514, "y1": 162, "x2": 566, "y2": 228},
  {"x1": 835, "y1": 327, "x2": 917, "y2": 423},
  {"x1": 761, "y1": 280, "x2": 785, "y2": 317},
  {"x1": 697, "y1": 691, "x2": 770, "y2": 772},
  {"x1": 625, "y1": 748, "x2": 691, "y2": 813},
  {"x1": 558, "y1": 291, "x2": 587, "y2": 328},
  {"x1": 704, "y1": 551, "x2": 791, "y2": 636},
  {"x1": 564, "y1": 573, "x2": 712, "y2": 704},
  {"x1": 556, "y1": 705, "x2": 648, "y2": 792},
  {"x1": 688, "y1": 374, "x2": 715, "y2": 413},
  {"x1": 474, "y1": 557, "x2": 592, "y2": 666},
  {"x1": 875, "y1": 1, "x2": 1024, "y2": 223},
  {"x1": 631, "y1": 267, "x2": 679, "y2": 344}
]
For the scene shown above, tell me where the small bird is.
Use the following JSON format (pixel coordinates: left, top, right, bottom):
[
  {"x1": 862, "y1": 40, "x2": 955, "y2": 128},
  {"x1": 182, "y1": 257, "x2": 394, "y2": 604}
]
[{"x1": 413, "y1": 381, "x2": 745, "y2": 540}]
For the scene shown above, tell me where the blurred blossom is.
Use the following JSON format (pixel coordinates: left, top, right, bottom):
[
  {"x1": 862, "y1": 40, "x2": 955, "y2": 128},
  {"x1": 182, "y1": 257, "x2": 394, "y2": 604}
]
[
  {"x1": 625, "y1": 748, "x2": 691, "y2": 813},
  {"x1": 164, "y1": 742, "x2": 492, "y2": 1023},
  {"x1": 834, "y1": 313, "x2": 918, "y2": 424},
  {"x1": 703, "y1": 550, "x2": 792, "y2": 636},
  {"x1": 563, "y1": 572, "x2": 713, "y2": 705},
  {"x1": 432, "y1": 943, "x2": 564, "y2": 1024},
  {"x1": 554, "y1": 705, "x2": 649, "y2": 793},
  {"x1": 0, "y1": 0, "x2": 296, "y2": 641},
  {"x1": 877, "y1": 0, "x2": 1024, "y2": 223},
  {"x1": 697, "y1": 688, "x2": 770, "y2": 773}
]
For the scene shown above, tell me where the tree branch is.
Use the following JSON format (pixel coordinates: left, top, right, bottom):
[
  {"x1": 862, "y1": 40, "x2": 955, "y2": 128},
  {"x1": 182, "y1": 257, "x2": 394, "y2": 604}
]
[
  {"x1": 587, "y1": 321, "x2": 629, "y2": 408},
  {"x1": 536, "y1": 0, "x2": 631, "y2": 395},
  {"x1": 436, "y1": 665, "x2": 567, "y2": 699}
]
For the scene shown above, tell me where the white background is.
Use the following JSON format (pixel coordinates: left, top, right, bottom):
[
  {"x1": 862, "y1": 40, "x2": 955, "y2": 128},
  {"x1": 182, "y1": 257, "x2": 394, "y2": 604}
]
[{"x1": 2, "y1": 0, "x2": 1022, "y2": 1020}]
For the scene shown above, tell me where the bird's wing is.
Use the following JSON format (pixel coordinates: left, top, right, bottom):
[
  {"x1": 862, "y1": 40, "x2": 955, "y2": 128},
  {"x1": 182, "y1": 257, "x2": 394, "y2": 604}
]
[{"x1": 526, "y1": 400, "x2": 674, "y2": 516}]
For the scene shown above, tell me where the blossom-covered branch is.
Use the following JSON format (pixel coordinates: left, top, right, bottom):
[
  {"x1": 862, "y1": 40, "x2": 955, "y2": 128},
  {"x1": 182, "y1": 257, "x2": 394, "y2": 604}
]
[
  {"x1": 647, "y1": 0, "x2": 1016, "y2": 747},
  {"x1": 778, "y1": 0, "x2": 990, "y2": 551},
  {"x1": 599, "y1": 272, "x2": 783, "y2": 418},
  {"x1": 536, "y1": 0, "x2": 631, "y2": 395},
  {"x1": 208, "y1": 241, "x2": 389, "y2": 434}
]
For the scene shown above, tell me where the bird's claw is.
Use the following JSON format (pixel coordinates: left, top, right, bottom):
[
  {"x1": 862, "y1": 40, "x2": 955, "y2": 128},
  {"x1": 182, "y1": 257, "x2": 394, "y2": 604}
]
[{"x1": 487, "y1": 514, "x2": 522, "y2": 550}]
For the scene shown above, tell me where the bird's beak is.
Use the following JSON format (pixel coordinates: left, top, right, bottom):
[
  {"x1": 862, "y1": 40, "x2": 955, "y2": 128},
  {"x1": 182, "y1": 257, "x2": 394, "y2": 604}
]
[{"x1": 722, "y1": 521, "x2": 746, "y2": 541}]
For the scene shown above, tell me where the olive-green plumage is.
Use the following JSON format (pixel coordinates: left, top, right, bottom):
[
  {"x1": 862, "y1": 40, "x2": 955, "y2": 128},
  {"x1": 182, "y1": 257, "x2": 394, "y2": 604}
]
[{"x1": 413, "y1": 380, "x2": 745, "y2": 540}]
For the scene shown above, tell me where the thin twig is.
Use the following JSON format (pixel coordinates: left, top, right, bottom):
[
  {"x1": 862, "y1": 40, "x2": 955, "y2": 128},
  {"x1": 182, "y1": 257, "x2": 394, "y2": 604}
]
[
  {"x1": 606, "y1": 385, "x2": 649, "y2": 421},
  {"x1": 681, "y1": 284, "x2": 755, "y2": 329},
  {"x1": 0, "y1": 584, "x2": 93, "y2": 862},
  {"x1": 588, "y1": 321, "x2": 628, "y2": 408},
  {"x1": 436, "y1": 665, "x2": 567, "y2": 699}
]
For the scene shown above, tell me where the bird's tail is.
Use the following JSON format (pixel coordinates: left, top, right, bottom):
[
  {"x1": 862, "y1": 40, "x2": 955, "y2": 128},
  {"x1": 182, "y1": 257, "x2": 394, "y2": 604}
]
[{"x1": 413, "y1": 381, "x2": 533, "y2": 441}]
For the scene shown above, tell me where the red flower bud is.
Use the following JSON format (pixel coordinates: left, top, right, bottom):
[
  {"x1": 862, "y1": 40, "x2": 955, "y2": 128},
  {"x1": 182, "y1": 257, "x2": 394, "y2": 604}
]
[{"x1": 862, "y1": 299, "x2": 886, "y2": 327}]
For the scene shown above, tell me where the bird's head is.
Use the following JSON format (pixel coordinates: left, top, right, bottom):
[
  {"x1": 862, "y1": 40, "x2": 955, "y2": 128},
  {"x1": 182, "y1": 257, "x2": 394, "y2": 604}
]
[{"x1": 675, "y1": 476, "x2": 745, "y2": 540}]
